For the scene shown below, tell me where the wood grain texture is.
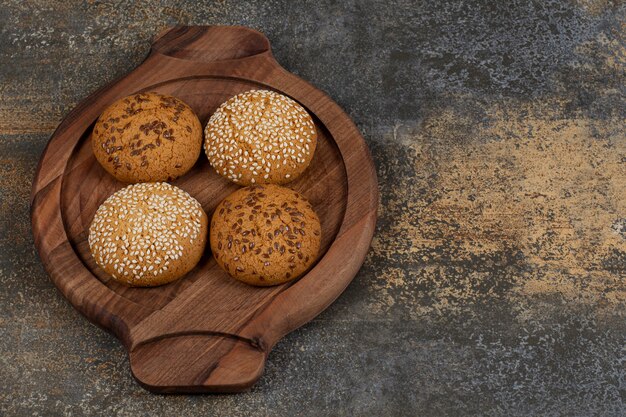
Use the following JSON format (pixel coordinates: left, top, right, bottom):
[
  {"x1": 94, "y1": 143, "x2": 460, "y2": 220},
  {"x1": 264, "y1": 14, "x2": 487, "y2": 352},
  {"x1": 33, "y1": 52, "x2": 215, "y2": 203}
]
[{"x1": 30, "y1": 26, "x2": 378, "y2": 393}]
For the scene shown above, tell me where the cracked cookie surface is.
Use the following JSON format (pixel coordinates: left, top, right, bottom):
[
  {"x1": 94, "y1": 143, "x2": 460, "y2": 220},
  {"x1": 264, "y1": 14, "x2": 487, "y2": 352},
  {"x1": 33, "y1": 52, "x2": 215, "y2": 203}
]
[{"x1": 204, "y1": 90, "x2": 317, "y2": 186}]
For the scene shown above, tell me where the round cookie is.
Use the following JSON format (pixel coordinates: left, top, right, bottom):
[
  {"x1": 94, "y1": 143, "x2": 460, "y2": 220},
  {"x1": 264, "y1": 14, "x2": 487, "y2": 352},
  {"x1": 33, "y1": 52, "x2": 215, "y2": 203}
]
[
  {"x1": 92, "y1": 92, "x2": 202, "y2": 183},
  {"x1": 88, "y1": 182, "x2": 208, "y2": 287},
  {"x1": 204, "y1": 90, "x2": 317, "y2": 186},
  {"x1": 210, "y1": 184, "x2": 321, "y2": 286}
]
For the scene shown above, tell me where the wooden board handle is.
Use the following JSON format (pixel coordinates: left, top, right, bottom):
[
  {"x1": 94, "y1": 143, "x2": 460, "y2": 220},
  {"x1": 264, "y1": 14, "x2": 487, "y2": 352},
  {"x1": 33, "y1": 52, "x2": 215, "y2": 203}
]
[
  {"x1": 130, "y1": 333, "x2": 266, "y2": 393},
  {"x1": 150, "y1": 26, "x2": 272, "y2": 64}
]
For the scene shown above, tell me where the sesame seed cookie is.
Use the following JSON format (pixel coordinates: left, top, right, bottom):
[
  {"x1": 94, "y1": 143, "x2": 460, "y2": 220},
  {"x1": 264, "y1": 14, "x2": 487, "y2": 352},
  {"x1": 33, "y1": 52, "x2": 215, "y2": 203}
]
[
  {"x1": 92, "y1": 92, "x2": 202, "y2": 183},
  {"x1": 88, "y1": 182, "x2": 208, "y2": 287},
  {"x1": 204, "y1": 90, "x2": 317, "y2": 185},
  {"x1": 210, "y1": 184, "x2": 321, "y2": 286}
]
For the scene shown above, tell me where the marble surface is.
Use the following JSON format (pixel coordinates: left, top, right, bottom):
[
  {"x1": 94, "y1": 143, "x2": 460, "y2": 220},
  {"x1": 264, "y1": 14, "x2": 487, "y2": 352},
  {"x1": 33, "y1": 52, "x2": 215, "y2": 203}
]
[{"x1": 0, "y1": 1, "x2": 624, "y2": 415}]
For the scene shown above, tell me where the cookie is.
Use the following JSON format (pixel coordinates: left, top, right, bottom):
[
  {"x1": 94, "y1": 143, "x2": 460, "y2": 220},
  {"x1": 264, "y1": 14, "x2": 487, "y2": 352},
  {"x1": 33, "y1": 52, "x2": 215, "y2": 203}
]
[
  {"x1": 92, "y1": 92, "x2": 202, "y2": 183},
  {"x1": 204, "y1": 90, "x2": 317, "y2": 186},
  {"x1": 210, "y1": 184, "x2": 321, "y2": 286},
  {"x1": 88, "y1": 182, "x2": 208, "y2": 287}
]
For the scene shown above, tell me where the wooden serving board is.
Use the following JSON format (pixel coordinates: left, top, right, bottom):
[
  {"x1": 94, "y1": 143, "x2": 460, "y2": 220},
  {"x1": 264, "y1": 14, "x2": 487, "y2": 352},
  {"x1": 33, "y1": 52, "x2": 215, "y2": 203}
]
[{"x1": 30, "y1": 26, "x2": 378, "y2": 393}]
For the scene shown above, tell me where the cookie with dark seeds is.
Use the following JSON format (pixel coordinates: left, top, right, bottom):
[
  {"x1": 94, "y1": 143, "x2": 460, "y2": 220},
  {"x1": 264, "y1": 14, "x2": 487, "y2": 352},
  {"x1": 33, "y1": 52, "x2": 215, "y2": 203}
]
[
  {"x1": 210, "y1": 184, "x2": 321, "y2": 286},
  {"x1": 92, "y1": 92, "x2": 202, "y2": 183}
]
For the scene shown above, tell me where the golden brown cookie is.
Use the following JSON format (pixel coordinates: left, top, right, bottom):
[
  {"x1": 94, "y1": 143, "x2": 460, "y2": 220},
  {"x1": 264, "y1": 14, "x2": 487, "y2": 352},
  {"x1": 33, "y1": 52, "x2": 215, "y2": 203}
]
[
  {"x1": 92, "y1": 92, "x2": 202, "y2": 183},
  {"x1": 88, "y1": 182, "x2": 208, "y2": 287},
  {"x1": 204, "y1": 90, "x2": 317, "y2": 186},
  {"x1": 210, "y1": 184, "x2": 321, "y2": 286}
]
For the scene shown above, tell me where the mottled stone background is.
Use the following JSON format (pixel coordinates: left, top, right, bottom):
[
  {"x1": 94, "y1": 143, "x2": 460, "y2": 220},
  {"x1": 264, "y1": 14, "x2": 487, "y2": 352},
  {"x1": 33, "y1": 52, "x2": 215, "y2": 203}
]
[{"x1": 1, "y1": 1, "x2": 625, "y2": 416}]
